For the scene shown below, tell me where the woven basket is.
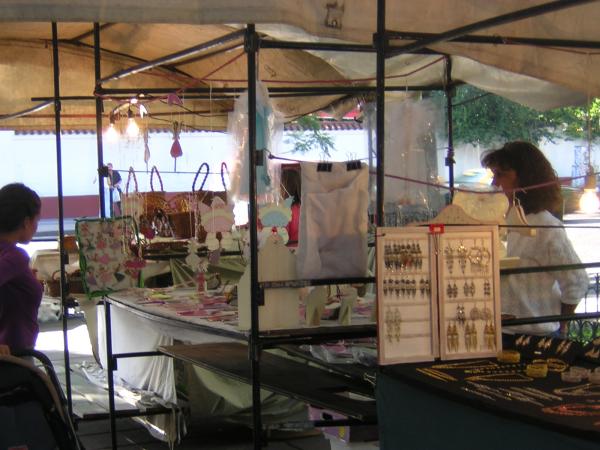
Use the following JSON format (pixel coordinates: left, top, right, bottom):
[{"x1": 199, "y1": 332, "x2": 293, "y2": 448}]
[
  {"x1": 45, "y1": 270, "x2": 64, "y2": 297},
  {"x1": 169, "y1": 211, "x2": 196, "y2": 239},
  {"x1": 142, "y1": 166, "x2": 167, "y2": 215}
]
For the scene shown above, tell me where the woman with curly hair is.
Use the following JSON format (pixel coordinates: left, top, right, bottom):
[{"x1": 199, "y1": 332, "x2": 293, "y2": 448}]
[
  {"x1": 482, "y1": 141, "x2": 588, "y2": 337},
  {"x1": 0, "y1": 183, "x2": 43, "y2": 353}
]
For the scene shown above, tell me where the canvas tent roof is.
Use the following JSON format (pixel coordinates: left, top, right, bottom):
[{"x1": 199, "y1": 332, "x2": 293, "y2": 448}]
[{"x1": 0, "y1": 0, "x2": 598, "y2": 131}]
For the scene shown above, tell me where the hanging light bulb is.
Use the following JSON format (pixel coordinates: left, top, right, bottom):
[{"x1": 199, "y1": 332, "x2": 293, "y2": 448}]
[
  {"x1": 104, "y1": 112, "x2": 120, "y2": 143},
  {"x1": 579, "y1": 166, "x2": 599, "y2": 213},
  {"x1": 126, "y1": 107, "x2": 139, "y2": 138}
]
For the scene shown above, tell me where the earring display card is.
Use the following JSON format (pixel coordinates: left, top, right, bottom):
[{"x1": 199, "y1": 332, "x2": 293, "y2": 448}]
[
  {"x1": 376, "y1": 227, "x2": 439, "y2": 365},
  {"x1": 376, "y1": 225, "x2": 502, "y2": 365},
  {"x1": 438, "y1": 227, "x2": 502, "y2": 360}
]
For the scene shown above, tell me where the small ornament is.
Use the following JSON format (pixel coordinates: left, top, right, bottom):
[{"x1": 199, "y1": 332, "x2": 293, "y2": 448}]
[
  {"x1": 143, "y1": 128, "x2": 151, "y2": 164},
  {"x1": 170, "y1": 121, "x2": 183, "y2": 170}
]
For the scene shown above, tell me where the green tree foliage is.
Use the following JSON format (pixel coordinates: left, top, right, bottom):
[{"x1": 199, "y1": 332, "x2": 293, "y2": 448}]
[
  {"x1": 543, "y1": 99, "x2": 600, "y2": 142},
  {"x1": 431, "y1": 85, "x2": 600, "y2": 147},
  {"x1": 285, "y1": 115, "x2": 336, "y2": 157}
]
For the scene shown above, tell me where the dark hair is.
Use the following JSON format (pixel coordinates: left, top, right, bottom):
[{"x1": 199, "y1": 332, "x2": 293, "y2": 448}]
[
  {"x1": 481, "y1": 141, "x2": 561, "y2": 215},
  {"x1": 0, "y1": 183, "x2": 42, "y2": 233}
]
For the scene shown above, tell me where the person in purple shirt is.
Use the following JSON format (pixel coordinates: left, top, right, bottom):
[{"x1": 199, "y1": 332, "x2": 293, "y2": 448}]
[{"x1": 0, "y1": 183, "x2": 43, "y2": 353}]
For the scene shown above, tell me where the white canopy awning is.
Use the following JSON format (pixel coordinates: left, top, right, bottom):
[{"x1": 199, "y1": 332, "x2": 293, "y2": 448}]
[{"x1": 0, "y1": 1, "x2": 598, "y2": 130}]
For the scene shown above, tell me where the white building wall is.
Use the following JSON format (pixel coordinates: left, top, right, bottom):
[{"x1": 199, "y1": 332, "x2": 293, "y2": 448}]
[
  {"x1": 0, "y1": 128, "x2": 592, "y2": 197},
  {"x1": 0, "y1": 129, "x2": 368, "y2": 197}
]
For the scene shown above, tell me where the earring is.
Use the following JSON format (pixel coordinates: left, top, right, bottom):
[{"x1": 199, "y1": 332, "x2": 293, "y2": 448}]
[
  {"x1": 480, "y1": 301, "x2": 492, "y2": 321},
  {"x1": 483, "y1": 279, "x2": 491, "y2": 296},
  {"x1": 463, "y1": 280, "x2": 476, "y2": 297},
  {"x1": 447, "y1": 322, "x2": 459, "y2": 352},
  {"x1": 457, "y1": 241, "x2": 468, "y2": 274},
  {"x1": 456, "y1": 304, "x2": 466, "y2": 326},
  {"x1": 385, "y1": 307, "x2": 394, "y2": 343},
  {"x1": 444, "y1": 243, "x2": 454, "y2": 274},
  {"x1": 470, "y1": 304, "x2": 481, "y2": 321},
  {"x1": 394, "y1": 308, "x2": 401, "y2": 342},
  {"x1": 463, "y1": 281, "x2": 470, "y2": 297},
  {"x1": 484, "y1": 322, "x2": 496, "y2": 349},
  {"x1": 446, "y1": 322, "x2": 454, "y2": 352},
  {"x1": 465, "y1": 321, "x2": 477, "y2": 351}
]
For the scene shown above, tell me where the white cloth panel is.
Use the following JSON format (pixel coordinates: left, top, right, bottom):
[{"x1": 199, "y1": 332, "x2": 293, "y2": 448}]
[
  {"x1": 297, "y1": 161, "x2": 368, "y2": 279},
  {"x1": 97, "y1": 305, "x2": 176, "y2": 404}
]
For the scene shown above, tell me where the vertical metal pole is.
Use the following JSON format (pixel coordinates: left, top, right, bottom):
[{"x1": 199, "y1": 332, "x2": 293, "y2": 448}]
[
  {"x1": 375, "y1": 0, "x2": 386, "y2": 226},
  {"x1": 365, "y1": 103, "x2": 375, "y2": 215},
  {"x1": 445, "y1": 56, "x2": 455, "y2": 201},
  {"x1": 94, "y1": 23, "x2": 106, "y2": 218},
  {"x1": 94, "y1": 24, "x2": 117, "y2": 448},
  {"x1": 104, "y1": 301, "x2": 118, "y2": 449},
  {"x1": 51, "y1": 22, "x2": 73, "y2": 419},
  {"x1": 245, "y1": 24, "x2": 263, "y2": 449}
]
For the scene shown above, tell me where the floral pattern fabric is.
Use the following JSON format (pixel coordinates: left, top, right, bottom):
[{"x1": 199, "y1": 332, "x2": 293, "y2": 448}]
[{"x1": 75, "y1": 217, "x2": 145, "y2": 297}]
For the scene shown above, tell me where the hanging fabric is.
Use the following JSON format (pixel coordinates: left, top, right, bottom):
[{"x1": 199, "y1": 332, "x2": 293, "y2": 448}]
[
  {"x1": 296, "y1": 161, "x2": 369, "y2": 279},
  {"x1": 228, "y1": 81, "x2": 277, "y2": 200}
]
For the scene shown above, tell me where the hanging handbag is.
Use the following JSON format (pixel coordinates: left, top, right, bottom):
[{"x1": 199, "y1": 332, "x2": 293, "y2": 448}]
[
  {"x1": 120, "y1": 167, "x2": 144, "y2": 221},
  {"x1": 167, "y1": 163, "x2": 211, "y2": 239},
  {"x1": 141, "y1": 165, "x2": 167, "y2": 216}
]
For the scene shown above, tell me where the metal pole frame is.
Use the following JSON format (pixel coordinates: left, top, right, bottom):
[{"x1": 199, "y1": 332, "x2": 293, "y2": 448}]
[
  {"x1": 94, "y1": 24, "x2": 106, "y2": 218},
  {"x1": 387, "y1": 30, "x2": 600, "y2": 50},
  {"x1": 103, "y1": 300, "x2": 118, "y2": 449},
  {"x1": 245, "y1": 23, "x2": 264, "y2": 450},
  {"x1": 375, "y1": 0, "x2": 386, "y2": 226},
  {"x1": 445, "y1": 56, "x2": 455, "y2": 201},
  {"x1": 96, "y1": 84, "x2": 446, "y2": 96},
  {"x1": 99, "y1": 29, "x2": 246, "y2": 84},
  {"x1": 51, "y1": 21, "x2": 74, "y2": 420},
  {"x1": 386, "y1": 0, "x2": 597, "y2": 55},
  {"x1": 93, "y1": 23, "x2": 119, "y2": 449}
]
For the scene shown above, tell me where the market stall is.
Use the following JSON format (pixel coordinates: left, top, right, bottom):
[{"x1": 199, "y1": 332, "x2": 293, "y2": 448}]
[{"x1": 1, "y1": 2, "x2": 600, "y2": 450}]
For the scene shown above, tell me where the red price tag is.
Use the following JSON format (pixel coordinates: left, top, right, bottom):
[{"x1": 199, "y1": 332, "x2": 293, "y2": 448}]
[{"x1": 429, "y1": 224, "x2": 445, "y2": 234}]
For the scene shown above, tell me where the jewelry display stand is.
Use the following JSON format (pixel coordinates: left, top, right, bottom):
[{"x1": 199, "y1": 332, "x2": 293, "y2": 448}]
[{"x1": 376, "y1": 225, "x2": 501, "y2": 364}]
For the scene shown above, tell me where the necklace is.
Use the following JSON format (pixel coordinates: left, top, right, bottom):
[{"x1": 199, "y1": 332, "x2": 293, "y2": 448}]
[
  {"x1": 543, "y1": 403, "x2": 600, "y2": 417},
  {"x1": 416, "y1": 367, "x2": 457, "y2": 382},
  {"x1": 465, "y1": 373, "x2": 533, "y2": 383},
  {"x1": 432, "y1": 359, "x2": 497, "y2": 370},
  {"x1": 553, "y1": 383, "x2": 600, "y2": 397}
]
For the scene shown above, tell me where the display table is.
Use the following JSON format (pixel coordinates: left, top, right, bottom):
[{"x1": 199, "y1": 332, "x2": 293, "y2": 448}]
[
  {"x1": 376, "y1": 357, "x2": 600, "y2": 450},
  {"x1": 98, "y1": 288, "x2": 377, "y2": 438},
  {"x1": 100, "y1": 287, "x2": 376, "y2": 397}
]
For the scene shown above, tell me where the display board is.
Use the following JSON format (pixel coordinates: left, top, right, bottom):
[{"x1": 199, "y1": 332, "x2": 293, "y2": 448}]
[{"x1": 376, "y1": 225, "x2": 501, "y2": 364}]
